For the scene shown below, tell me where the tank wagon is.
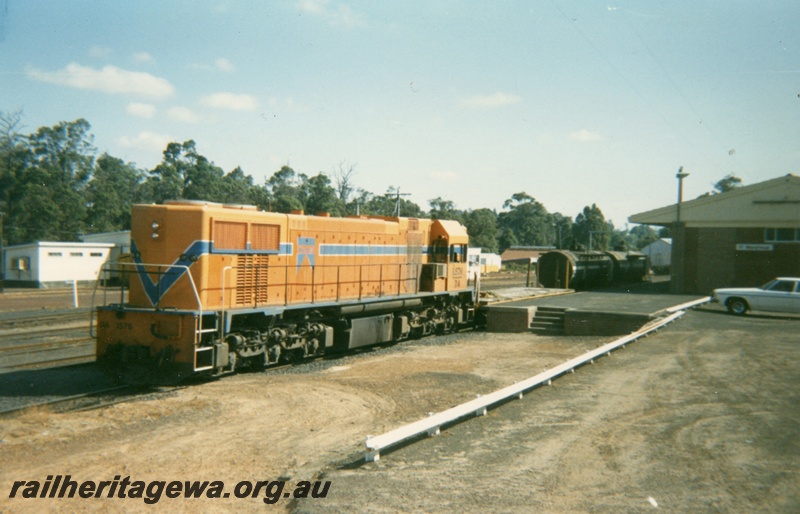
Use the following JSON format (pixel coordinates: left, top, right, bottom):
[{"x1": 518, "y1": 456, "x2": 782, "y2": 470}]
[
  {"x1": 537, "y1": 249, "x2": 648, "y2": 290},
  {"x1": 95, "y1": 201, "x2": 475, "y2": 384}
]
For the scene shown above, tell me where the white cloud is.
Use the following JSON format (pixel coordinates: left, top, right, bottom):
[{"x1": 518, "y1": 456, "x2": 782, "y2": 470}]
[
  {"x1": 188, "y1": 58, "x2": 236, "y2": 72},
  {"x1": 126, "y1": 102, "x2": 156, "y2": 118},
  {"x1": 117, "y1": 131, "x2": 172, "y2": 153},
  {"x1": 200, "y1": 92, "x2": 259, "y2": 111},
  {"x1": 569, "y1": 129, "x2": 602, "y2": 142},
  {"x1": 133, "y1": 51, "x2": 154, "y2": 64},
  {"x1": 460, "y1": 92, "x2": 522, "y2": 108},
  {"x1": 168, "y1": 106, "x2": 201, "y2": 123},
  {"x1": 298, "y1": 0, "x2": 365, "y2": 28},
  {"x1": 215, "y1": 58, "x2": 235, "y2": 72},
  {"x1": 27, "y1": 62, "x2": 174, "y2": 98},
  {"x1": 268, "y1": 97, "x2": 309, "y2": 113}
]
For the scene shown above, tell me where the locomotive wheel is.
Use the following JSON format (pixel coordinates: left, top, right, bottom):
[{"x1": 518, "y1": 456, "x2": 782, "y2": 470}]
[{"x1": 727, "y1": 298, "x2": 749, "y2": 316}]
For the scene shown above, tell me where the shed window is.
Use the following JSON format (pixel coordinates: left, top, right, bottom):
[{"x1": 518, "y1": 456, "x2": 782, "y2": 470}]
[
  {"x1": 765, "y1": 228, "x2": 800, "y2": 243},
  {"x1": 90, "y1": 252, "x2": 103, "y2": 257},
  {"x1": 48, "y1": 252, "x2": 62, "y2": 257},
  {"x1": 11, "y1": 257, "x2": 29, "y2": 270},
  {"x1": 70, "y1": 252, "x2": 84, "y2": 257}
]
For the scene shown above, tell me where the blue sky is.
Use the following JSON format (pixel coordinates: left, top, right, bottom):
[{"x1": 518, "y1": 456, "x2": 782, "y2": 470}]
[{"x1": 1, "y1": 1, "x2": 798, "y2": 227}]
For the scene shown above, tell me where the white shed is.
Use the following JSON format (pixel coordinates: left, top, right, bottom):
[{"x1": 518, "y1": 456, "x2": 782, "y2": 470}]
[
  {"x1": 3, "y1": 242, "x2": 115, "y2": 288},
  {"x1": 641, "y1": 238, "x2": 672, "y2": 270},
  {"x1": 81, "y1": 231, "x2": 131, "y2": 270},
  {"x1": 479, "y1": 253, "x2": 502, "y2": 274}
]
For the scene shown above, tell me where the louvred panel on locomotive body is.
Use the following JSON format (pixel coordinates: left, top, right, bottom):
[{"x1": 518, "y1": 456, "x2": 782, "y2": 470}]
[{"x1": 127, "y1": 201, "x2": 471, "y2": 313}]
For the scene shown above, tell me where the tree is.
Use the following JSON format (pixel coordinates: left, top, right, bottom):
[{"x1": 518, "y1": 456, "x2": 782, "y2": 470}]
[
  {"x1": 0, "y1": 110, "x2": 27, "y2": 244},
  {"x1": 144, "y1": 141, "x2": 195, "y2": 203},
  {"x1": 182, "y1": 154, "x2": 225, "y2": 201},
  {"x1": 11, "y1": 119, "x2": 96, "y2": 242},
  {"x1": 266, "y1": 165, "x2": 306, "y2": 212},
  {"x1": 628, "y1": 224, "x2": 659, "y2": 250},
  {"x1": 332, "y1": 161, "x2": 357, "y2": 206},
  {"x1": 572, "y1": 204, "x2": 611, "y2": 251},
  {"x1": 359, "y1": 188, "x2": 423, "y2": 218},
  {"x1": 698, "y1": 174, "x2": 744, "y2": 198},
  {"x1": 714, "y1": 174, "x2": 743, "y2": 194},
  {"x1": 552, "y1": 212, "x2": 574, "y2": 250},
  {"x1": 219, "y1": 166, "x2": 255, "y2": 205},
  {"x1": 428, "y1": 197, "x2": 463, "y2": 222},
  {"x1": 497, "y1": 192, "x2": 554, "y2": 251},
  {"x1": 303, "y1": 173, "x2": 342, "y2": 215},
  {"x1": 85, "y1": 154, "x2": 143, "y2": 232},
  {"x1": 463, "y1": 208, "x2": 498, "y2": 253},
  {"x1": 497, "y1": 227, "x2": 518, "y2": 252}
]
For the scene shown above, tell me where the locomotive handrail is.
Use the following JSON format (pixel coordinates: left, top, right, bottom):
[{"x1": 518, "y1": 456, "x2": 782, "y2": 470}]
[
  {"x1": 220, "y1": 265, "x2": 233, "y2": 341},
  {"x1": 91, "y1": 262, "x2": 205, "y2": 338},
  {"x1": 220, "y1": 261, "x2": 423, "y2": 311}
]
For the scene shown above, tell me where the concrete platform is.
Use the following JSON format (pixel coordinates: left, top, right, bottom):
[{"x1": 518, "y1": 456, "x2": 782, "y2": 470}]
[
  {"x1": 505, "y1": 291, "x2": 707, "y2": 316},
  {"x1": 483, "y1": 288, "x2": 710, "y2": 336}
]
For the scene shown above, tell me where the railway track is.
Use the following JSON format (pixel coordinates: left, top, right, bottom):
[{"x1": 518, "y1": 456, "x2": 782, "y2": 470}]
[
  {"x1": 0, "y1": 310, "x2": 91, "y2": 331},
  {"x1": 0, "y1": 321, "x2": 95, "y2": 371},
  {"x1": 0, "y1": 385, "x2": 187, "y2": 417}
]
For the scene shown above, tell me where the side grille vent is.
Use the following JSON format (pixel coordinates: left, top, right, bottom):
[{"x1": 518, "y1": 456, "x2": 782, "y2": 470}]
[{"x1": 235, "y1": 254, "x2": 269, "y2": 306}]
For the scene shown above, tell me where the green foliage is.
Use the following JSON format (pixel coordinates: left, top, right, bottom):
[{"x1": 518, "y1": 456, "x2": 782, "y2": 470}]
[
  {"x1": 428, "y1": 197, "x2": 463, "y2": 223},
  {"x1": 714, "y1": 174, "x2": 743, "y2": 193},
  {"x1": 698, "y1": 174, "x2": 744, "y2": 198},
  {"x1": 3, "y1": 118, "x2": 95, "y2": 243},
  {"x1": 85, "y1": 154, "x2": 143, "y2": 233},
  {"x1": 0, "y1": 113, "x2": 669, "y2": 254},
  {"x1": 497, "y1": 192, "x2": 555, "y2": 251},
  {"x1": 627, "y1": 224, "x2": 659, "y2": 250},
  {"x1": 573, "y1": 204, "x2": 611, "y2": 251},
  {"x1": 463, "y1": 208, "x2": 498, "y2": 253}
]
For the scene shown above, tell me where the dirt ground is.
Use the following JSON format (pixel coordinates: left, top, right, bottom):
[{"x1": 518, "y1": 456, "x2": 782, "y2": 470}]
[{"x1": 1, "y1": 303, "x2": 798, "y2": 513}]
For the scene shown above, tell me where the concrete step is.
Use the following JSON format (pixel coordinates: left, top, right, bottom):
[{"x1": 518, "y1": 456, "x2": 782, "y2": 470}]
[{"x1": 530, "y1": 307, "x2": 567, "y2": 335}]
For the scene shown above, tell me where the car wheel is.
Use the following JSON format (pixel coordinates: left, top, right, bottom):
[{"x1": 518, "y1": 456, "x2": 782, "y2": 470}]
[{"x1": 727, "y1": 298, "x2": 748, "y2": 315}]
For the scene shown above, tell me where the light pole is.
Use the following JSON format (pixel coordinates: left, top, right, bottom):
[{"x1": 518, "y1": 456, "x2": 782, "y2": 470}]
[{"x1": 673, "y1": 167, "x2": 689, "y2": 293}]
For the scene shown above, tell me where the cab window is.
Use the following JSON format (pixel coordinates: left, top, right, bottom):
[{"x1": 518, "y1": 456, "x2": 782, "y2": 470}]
[{"x1": 450, "y1": 244, "x2": 467, "y2": 263}]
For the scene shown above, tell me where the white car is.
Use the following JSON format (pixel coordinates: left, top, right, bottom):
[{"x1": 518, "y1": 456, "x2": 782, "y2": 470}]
[{"x1": 712, "y1": 277, "x2": 800, "y2": 315}]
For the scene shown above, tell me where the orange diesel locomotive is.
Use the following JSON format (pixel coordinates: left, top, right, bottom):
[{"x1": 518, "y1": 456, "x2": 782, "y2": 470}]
[{"x1": 95, "y1": 201, "x2": 475, "y2": 383}]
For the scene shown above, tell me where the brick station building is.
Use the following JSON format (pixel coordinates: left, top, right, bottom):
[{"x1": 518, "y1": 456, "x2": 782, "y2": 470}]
[{"x1": 629, "y1": 174, "x2": 800, "y2": 294}]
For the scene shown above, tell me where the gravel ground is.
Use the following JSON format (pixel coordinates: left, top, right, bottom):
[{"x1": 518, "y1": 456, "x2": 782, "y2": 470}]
[
  {"x1": 2, "y1": 280, "x2": 798, "y2": 513},
  {"x1": 295, "y1": 306, "x2": 800, "y2": 513}
]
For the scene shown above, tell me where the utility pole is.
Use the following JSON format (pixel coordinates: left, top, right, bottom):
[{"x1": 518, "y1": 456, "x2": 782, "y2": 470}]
[
  {"x1": 673, "y1": 167, "x2": 689, "y2": 293},
  {"x1": 588, "y1": 230, "x2": 603, "y2": 253},
  {"x1": 385, "y1": 188, "x2": 411, "y2": 217}
]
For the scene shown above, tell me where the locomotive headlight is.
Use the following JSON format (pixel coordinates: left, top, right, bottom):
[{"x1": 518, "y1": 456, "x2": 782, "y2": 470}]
[
  {"x1": 151, "y1": 221, "x2": 160, "y2": 230},
  {"x1": 152, "y1": 232, "x2": 160, "y2": 240}
]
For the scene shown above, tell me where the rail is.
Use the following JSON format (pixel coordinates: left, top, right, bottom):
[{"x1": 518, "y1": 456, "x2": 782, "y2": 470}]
[{"x1": 364, "y1": 309, "x2": 686, "y2": 462}]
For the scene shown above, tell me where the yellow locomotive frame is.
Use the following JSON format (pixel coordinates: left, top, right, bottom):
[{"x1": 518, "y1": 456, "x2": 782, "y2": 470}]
[{"x1": 95, "y1": 201, "x2": 475, "y2": 383}]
